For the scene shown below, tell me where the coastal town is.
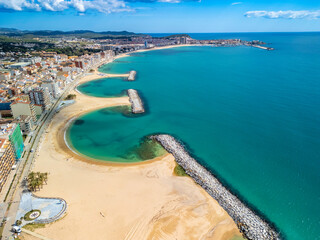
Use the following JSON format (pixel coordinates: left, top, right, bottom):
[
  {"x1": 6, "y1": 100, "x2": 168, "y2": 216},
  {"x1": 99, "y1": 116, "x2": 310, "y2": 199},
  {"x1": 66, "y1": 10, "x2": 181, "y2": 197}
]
[
  {"x1": 0, "y1": 47, "x2": 115, "y2": 239},
  {"x1": 0, "y1": 30, "x2": 275, "y2": 239}
]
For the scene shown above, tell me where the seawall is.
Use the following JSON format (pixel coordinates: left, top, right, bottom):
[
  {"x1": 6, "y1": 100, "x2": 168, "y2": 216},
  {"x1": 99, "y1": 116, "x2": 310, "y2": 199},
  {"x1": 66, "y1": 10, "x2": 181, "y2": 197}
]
[
  {"x1": 150, "y1": 134, "x2": 280, "y2": 240},
  {"x1": 127, "y1": 89, "x2": 145, "y2": 114}
]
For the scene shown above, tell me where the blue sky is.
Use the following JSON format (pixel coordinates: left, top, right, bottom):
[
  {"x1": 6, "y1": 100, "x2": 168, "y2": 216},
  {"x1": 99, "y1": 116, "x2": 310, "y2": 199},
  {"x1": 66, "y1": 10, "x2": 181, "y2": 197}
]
[{"x1": 0, "y1": 0, "x2": 319, "y2": 33}]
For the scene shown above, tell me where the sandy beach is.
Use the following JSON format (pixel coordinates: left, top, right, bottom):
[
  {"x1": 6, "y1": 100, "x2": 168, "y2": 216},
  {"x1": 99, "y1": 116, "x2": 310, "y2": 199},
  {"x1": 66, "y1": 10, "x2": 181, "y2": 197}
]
[
  {"x1": 22, "y1": 51, "x2": 243, "y2": 240},
  {"x1": 110, "y1": 44, "x2": 194, "y2": 62},
  {"x1": 114, "y1": 44, "x2": 193, "y2": 59}
]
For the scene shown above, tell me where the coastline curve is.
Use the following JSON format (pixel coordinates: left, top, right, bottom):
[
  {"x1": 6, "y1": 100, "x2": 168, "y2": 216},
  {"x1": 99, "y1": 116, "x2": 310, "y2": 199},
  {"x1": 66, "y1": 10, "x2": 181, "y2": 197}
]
[{"x1": 60, "y1": 111, "x2": 167, "y2": 167}]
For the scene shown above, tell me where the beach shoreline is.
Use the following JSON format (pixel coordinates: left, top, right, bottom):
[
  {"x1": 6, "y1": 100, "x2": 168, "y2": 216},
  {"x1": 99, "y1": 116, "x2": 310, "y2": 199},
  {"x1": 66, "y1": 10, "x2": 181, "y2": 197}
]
[
  {"x1": 76, "y1": 44, "x2": 195, "y2": 87},
  {"x1": 26, "y1": 45, "x2": 244, "y2": 240}
]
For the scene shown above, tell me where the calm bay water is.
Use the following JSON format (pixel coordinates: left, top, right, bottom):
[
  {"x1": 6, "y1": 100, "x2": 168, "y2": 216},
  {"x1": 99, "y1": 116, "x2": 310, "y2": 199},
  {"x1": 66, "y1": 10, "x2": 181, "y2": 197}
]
[{"x1": 69, "y1": 33, "x2": 320, "y2": 240}]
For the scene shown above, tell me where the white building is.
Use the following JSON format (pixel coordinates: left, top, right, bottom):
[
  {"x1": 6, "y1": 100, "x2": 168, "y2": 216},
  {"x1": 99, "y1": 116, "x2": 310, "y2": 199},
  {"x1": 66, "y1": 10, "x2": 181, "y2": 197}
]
[
  {"x1": 42, "y1": 80, "x2": 60, "y2": 99},
  {"x1": 10, "y1": 100, "x2": 37, "y2": 123}
]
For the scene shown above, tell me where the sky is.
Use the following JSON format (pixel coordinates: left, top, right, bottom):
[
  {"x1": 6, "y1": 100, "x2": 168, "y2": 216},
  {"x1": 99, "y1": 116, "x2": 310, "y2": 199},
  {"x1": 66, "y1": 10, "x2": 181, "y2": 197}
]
[{"x1": 0, "y1": 0, "x2": 320, "y2": 33}]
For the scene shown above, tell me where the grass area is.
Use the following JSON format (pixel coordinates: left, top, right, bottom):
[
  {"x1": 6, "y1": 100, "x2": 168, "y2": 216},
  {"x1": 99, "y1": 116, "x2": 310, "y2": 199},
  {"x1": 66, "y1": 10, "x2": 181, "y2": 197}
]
[
  {"x1": 24, "y1": 210, "x2": 41, "y2": 221},
  {"x1": 23, "y1": 223, "x2": 46, "y2": 231},
  {"x1": 4, "y1": 173, "x2": 16, "y2": 202},
  {"x1": 174, "y1": 164, "x2": 188, "y2": 177},
  {"x1": 0, "y1": 223, "x2": 5, "y2": 238},
  {"x1": 230, "y1": 235, "x2": 247, "y2": 240},
  {"x1": 0, "y1": 35, "x2": 39, "y2": 43},
  {"x1": 64, "y1": 94, "x2": 76, "y2": 100}
]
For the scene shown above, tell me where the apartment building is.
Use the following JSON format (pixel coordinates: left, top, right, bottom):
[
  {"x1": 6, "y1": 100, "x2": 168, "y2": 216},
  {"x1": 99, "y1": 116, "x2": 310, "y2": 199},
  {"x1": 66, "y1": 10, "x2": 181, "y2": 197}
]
[
  {"x1": 11, "y1": 100, "x2": 37, "y2": 123},
  {"x1": 28, "y1": 88, "x2": 51, "y2": 111},
  {"x1": 0, "y1": 138, "x2": 15, "y2": 192}
]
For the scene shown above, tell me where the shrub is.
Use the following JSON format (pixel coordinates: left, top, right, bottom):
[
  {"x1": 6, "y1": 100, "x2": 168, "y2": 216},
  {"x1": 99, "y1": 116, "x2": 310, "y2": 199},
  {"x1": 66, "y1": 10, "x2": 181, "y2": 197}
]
[
  {"x1": 65, "y1": 94, "x2": 76, "y2": 100},
  {"x1": 15, "y1": 220, "x2": 22, "y2": 226},
  {"x1": 24, "y1": 210, "x2": 41, "y2": 221},
  {"x1": 174, "y1": 164, "x2": 188, "y2": 177}
]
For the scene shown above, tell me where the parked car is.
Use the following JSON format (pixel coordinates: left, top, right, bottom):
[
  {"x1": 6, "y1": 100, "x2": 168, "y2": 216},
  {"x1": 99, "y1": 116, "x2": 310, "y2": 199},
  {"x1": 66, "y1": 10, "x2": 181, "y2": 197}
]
[{"x1": 12, "y1": 225, "x2": 21, "y2": 233}]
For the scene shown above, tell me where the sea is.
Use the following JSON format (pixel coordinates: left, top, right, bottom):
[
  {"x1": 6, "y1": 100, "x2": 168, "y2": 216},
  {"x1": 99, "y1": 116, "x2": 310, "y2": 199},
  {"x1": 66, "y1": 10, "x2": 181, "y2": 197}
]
[{"x1": 67, "y1": 32, "x2": 320, "y2": 240}]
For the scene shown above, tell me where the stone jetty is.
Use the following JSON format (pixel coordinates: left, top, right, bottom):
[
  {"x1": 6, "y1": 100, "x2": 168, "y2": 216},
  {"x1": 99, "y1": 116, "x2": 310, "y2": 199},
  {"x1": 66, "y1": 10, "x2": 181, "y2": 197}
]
[
  {"x1": 128, "y1": 71, "x2": 136, "y2": 81},
  {"x1": 252, "y1": 45, "x2": 274, "y2": 51},
  {"x1": 150, "y1": 134, "x2": 280, "y2": 240},
  {"x1": 127, "y1": 89, "x2": 145, "y2": 114}
]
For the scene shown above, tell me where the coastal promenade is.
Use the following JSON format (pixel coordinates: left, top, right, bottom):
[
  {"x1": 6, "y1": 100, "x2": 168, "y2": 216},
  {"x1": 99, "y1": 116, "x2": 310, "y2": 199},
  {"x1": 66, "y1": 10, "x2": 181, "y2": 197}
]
[
  {"x1": 0, "y1": 75, "x2": 80, "y2": 240},
  {"x1": 151, "y1": 134, "x2": 280, "y2": 240},
  {"x1": 0, "y1": 59, "x2": 111, "y2": 240}
]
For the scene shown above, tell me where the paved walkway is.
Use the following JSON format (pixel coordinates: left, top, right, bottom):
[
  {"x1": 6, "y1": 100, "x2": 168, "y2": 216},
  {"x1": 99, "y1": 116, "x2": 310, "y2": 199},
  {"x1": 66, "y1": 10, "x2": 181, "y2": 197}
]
[
  {"x1": 1, "y1": 59, "x2": 110, "y2": 239},
  {"x1": 1, "y1": 78, "x2": 79, "y2": 240},
  {"x1": 22, "y1": 228, "x2": 53, "y2": 240},
  {"x1": 16, "y1": 192, "x2": 67, "y2": 226}
]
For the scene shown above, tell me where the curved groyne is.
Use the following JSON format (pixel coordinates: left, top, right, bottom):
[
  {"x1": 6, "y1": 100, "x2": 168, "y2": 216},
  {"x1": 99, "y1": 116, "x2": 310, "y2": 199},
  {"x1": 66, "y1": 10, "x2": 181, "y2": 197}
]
[
  {"x1": 128, "y1": 71, "x2": 136, "y2": 81},
  {"x1": 127, "y1": 89, "x2": 145, "y2": 114},
  {"x1": 150, "y1": 134, "x2": 280, "y2": 240}
]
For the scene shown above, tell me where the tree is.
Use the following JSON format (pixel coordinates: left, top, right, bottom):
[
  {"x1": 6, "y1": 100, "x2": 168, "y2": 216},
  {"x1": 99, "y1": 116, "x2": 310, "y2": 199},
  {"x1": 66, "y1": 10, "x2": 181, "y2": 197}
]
[
  {"x1": 27, "y1": 171, "x2": 48, "y2": 192},
  {"x1": 43, "y1": 172, "x2": 48, "y2": 184}
]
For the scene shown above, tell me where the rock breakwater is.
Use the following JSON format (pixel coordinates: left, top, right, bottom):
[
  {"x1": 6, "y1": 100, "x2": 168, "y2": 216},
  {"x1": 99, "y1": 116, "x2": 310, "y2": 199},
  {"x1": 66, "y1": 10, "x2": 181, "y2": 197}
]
[
  {"x1": 128, "y1": 71, "x2": 136, "y2": 81},
  {"x1": 127, "y1": 89, "x2": 145, "y2": 114},
  {"x1": 150, "y1": 134, "x2": 280, "y2": 240}
]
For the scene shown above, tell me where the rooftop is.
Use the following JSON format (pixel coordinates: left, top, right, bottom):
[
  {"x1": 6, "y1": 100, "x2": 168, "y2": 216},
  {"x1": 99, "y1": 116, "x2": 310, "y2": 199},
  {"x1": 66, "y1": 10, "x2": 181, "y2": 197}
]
[{"x1": 0, "y1": 123, "x2": 17, "y2": 139}]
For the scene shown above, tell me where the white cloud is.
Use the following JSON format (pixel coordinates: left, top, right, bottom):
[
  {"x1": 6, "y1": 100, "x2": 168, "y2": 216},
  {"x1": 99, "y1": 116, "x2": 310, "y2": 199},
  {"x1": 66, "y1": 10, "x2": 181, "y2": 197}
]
[
  {"x1": 0, "y1": 0, "x2": 200, "y2": 12},
  {"x1": 245, "y1": 10, "x2": 320, "y2": 19},
  {"x1": 0, "y1": 0, "x2": 132, "y2": 13},
  {"x1": 0, "y1": 0, "x2": 40, "y2": 11},
  {"x1": 231, "y1": 2, "x2": 242, "y2": 6}
]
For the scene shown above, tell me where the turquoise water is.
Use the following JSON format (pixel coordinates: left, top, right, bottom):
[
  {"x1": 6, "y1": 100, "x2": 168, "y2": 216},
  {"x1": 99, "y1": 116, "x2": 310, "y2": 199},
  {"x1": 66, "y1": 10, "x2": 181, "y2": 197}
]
[
  {"x1": 77, "y1": 77, "x2": 128, "y2": 98},
  {"x1": 68, "y1": 33, "x2": 320, "y2": 240}
]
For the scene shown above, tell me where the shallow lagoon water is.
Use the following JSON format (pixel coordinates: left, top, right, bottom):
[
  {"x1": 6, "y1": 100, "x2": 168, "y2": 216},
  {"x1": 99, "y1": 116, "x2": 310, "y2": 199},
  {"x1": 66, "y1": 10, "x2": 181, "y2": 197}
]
[{"x1": 68, "y1": 33, "x2": 320, "y2": 240}]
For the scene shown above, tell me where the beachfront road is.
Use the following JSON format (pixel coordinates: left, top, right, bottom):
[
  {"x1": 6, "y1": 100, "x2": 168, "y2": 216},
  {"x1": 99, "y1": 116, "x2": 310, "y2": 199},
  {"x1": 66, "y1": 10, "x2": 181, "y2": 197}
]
[{"x1": 0, "y1": 72, "x2": 85, "y2": 240}]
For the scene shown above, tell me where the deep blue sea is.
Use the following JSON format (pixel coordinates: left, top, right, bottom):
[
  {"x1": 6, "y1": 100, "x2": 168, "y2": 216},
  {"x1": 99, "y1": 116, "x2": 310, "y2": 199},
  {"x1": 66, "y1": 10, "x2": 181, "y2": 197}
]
[{"x1": 69, "y1": 32, "x2": 320, "y2": 240}]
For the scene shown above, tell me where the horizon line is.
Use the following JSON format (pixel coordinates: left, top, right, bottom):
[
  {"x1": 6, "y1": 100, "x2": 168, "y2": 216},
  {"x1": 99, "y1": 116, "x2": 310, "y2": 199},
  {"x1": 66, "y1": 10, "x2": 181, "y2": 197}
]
[
  {"x1": 143, "y1": 31, "x2": 320, "y2": 34},
  {"x1": 0, "y1": 27, "x2": 320, "y2": 35}
]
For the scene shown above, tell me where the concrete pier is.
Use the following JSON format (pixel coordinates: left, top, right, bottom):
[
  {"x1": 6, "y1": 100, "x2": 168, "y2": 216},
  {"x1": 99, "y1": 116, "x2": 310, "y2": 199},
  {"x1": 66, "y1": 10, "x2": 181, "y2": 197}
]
[
  {"x1": 150, "y1": 134, "x2": 280, "y2": 240},
  {"x1": 252, "y1": 45, "x2": 274, "y2": 51},
  {"x1": 128, "y1": 71, "x2": 136, "y2": 81},
  {"x1": 127, "y1": 89, "x2": 145, "y2": 114}
]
